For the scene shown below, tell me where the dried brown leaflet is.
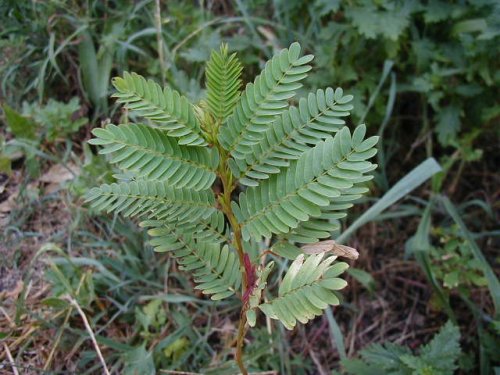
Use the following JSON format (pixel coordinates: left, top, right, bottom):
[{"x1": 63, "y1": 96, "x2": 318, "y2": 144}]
[{"x1": 301, "y1": 240, "x2": 359, "y2": 260}]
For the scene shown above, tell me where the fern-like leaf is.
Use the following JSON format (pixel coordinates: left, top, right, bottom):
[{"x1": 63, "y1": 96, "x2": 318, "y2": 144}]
[
  {"x1": 89, "y1": 124, "x2": 218, "y2": 190},
  {"x1": 233, "y1": 125, "x2": 378, "y2": 240},
  {"x1": 230, "y1": 88, "x2": 354, "y2": 186},
  {"x1": 258, "y1": 253, "x2": 349, "y2": 329},
  {"x1": 140, "y1": 219, "x2": 198, "y2": 252},
  {"x1": 85, "y1": 180, "x2": 215, "y2": 222},
  {"x1": 112, "y1": 72, "x2": 207, "y2": 146},
  {"x1": 271, "y1": 239, "x2": 302, "y2": 259},
  {"x1": 271, "y1": 184, "x2": 370, "y2": 259},
  {"x1": 206, "y1": 44, "x2": 243, "y2": 122},
  {"x1": 287, "y1": 186, "x2": 368, "y2": 245},
  {"x1": 178, "y1": 242, "x2": 241, "y2": 300},
  {"x1": 142, "y1": 219, "x2": 240, "y2": 300},
  {"x1": 218, "y1": 42, "x2": 313, "y2": 158},
  {"x1": 288, "y1": 218, "x2": 340, "y2": 243},
  {"x1": 193, "y1": 210, "x2": 230, "y2": 243},
  {"x1": 270, "y1": 217, "x2": 341, "y2": 260},
  {"x1": 141, "y1": 210, "x2": 229, "y2": 246}
]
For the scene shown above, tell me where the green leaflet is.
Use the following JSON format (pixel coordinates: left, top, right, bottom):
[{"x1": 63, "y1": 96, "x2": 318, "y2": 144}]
[
  {"x1": 112, "y1": 72, "x2": 207, "y2": 146},
  {"x1": 178, "y1": 243, "x2": 241, "y2": 301},
  {"x1": 85, "y1": 180, "x2": 215, "y2": 223},
  {"x1": 141, "y1": 219, "x2": 240, "y2": 300},
  {"x1": 272, "y1": 213, "x2": 354, "y2": 260},
  {"x1": 281, "y1": 186, "x2": 369, "y2": 248},
  {"x1": 89, "y1": 123, "x2": 218, "y2": 191},
  {"x1": 218, "y1": 42, "x2": 313, "y2": 158},
  {"x1": 230, "y1": 87, "x2": 354, "y2": 186},
  {"x1": 271, "y1": 218, "x2": 342, "y2": 260},
  {"x1": 258, "y1": 253, "x2": 349, "y2": 330},
  {"x1": 141, "y1": 209, "x2": 229, "y2": 246},
  {"x1": 233, "y1": 125, "x2": 378, "y2": 240},
  {"x1": 271, "y1": 240, "x2": 302, "y2": 259},
  {"x1": 288, "y1": 218, "x2": 341, "y2": 244},
  {"x1": 205, "y1": 44, "x2": 243, "y2": 122},
  {"x1": 191, "y1": 210, "x2": 230, "y2": 244}
]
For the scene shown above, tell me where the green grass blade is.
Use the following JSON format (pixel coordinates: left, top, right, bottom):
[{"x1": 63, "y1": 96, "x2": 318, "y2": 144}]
[
  {"x1": 359, "y1": 60, "x2": 394, "y2": 124},
  {"x1": 326, "y1": 307, "x2": 347, "y2": 361},
  {"x1": 78, "y1": 29, "x2": 100, "y2": 108}
]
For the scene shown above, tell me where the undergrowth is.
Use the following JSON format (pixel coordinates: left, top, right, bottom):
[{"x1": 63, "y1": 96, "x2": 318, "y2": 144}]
[{"x1": 0, "y1": 1, "x2": 498, "y2": 374}]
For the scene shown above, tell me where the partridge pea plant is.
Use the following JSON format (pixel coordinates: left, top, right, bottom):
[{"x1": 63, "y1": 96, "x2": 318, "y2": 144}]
[{"x1": 86, "y1": 43, "x2": 378, "y2": 373}]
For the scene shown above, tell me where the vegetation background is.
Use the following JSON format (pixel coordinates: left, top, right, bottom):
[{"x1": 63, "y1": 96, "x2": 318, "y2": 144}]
[{"x1": 0, "y1": 0, "x2": 498, "y2": 374}]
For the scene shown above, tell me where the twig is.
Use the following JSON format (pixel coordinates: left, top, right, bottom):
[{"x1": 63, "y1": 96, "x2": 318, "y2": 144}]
[
  {"x1": 0, "y1": 307, "x2": 14, "y2": 328},
  {"x1": 6, "y1": 326, "x2": 37, "y2": 355},
  {"x1": 398, "y1": 293, "x2": 419, "y2": 343},
  {"x1": 43, "y1": 306, "x2": 73, "y2": 370},
  {"x1": 347, "y1": 305, "x2": 364, "y2": 356},
  {"x1": 44, "y1": 273, "x2": 87, "y2": 370},
  {"x1": 65, "y1": 296, "x2": 110, "y2": 375},
  {"x1": 3, "y1": 342, "x2": 20, "y2": 375},
  {"x1": 308, "y1": 348, "x2": 328, "y2": 375}
]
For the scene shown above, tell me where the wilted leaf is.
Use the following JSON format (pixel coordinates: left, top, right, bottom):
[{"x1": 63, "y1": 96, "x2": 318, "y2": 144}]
[
  {"x1": 301, "y1": 240, "x2": 359, "y2": 260},
  {"x1": 40, "y1": 163, "x2": 79, "y2": 184},
  {"x1": 39, "y1": 163, "x2": 79, "y2": 193},
  {"x1": 0, "y1": 189, "x2": 18, "y2": 213}
]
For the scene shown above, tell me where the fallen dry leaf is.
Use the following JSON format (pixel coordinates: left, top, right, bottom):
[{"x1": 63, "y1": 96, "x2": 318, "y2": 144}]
[
  {"x1": 0, "y1": 190, "x2": 18, "y2": 213},
  {"x1": 39, "y1": 163, "x2": 79, "y2": 194},
  {"x1": 301, "y1": 240, "x2": 359, "y2": 260},
  {"x1": 39, "y1": 163, "x2": 79, "y2": 184},
  {"x1": 0, "y1": 279, "x2": 24, "y2": 300}
]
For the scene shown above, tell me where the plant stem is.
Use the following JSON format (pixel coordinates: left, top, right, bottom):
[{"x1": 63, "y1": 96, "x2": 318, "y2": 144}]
[
  {"x1": 235, "y1": 308, "x2": 249, "y2": 375},
  {"x1": 217, "y1": 147, "x2": 247, "y2": 289},
  {"x1": 217, "y1": 146, "x2": 249, "y2": 374}
]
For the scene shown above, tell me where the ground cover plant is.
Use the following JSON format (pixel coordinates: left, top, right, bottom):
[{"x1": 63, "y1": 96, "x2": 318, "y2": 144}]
[{"x1": 0, "y1": 1, "x2": 498, "y2": 374}]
